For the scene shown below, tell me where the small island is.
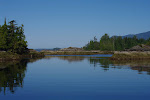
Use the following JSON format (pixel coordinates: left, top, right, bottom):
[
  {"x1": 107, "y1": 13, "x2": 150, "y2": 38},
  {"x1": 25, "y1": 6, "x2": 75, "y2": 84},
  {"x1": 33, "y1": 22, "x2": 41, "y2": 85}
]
[{"x1": 40, "y1": 33, "x2": 150, "y2": 60}]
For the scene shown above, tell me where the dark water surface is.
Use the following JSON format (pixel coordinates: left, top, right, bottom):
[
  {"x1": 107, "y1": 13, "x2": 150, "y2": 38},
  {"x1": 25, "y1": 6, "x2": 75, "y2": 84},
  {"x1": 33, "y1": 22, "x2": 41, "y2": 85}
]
[{"x1": 0, "y1": 55, "x2": 150, "y2": 100}]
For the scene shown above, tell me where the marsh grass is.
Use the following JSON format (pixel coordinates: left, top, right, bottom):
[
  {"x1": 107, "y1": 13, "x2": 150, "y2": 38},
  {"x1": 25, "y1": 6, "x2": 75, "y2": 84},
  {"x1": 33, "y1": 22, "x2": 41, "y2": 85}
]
[{"x1": 111, "y1": 51, "x2": 150, "y2": 60}]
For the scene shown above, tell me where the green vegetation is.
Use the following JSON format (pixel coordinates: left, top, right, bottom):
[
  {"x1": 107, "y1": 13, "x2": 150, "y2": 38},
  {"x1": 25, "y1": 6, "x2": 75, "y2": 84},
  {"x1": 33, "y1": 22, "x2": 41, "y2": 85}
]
[
  {"x1": 0, "y1": 18, "x2": 28, "y2": 54},
  {"x1": 83, "y1": 33, "x2": 150, "y2": 51},
  {"x1": 0, "y1": 52, "x2": 44, "y2": 61},
  {"x1": 0, "y1": 18, "x2": 44, "y2": 60},
  {"x1": 0, "y1": 52, "x2": 20, "y2": 60}
]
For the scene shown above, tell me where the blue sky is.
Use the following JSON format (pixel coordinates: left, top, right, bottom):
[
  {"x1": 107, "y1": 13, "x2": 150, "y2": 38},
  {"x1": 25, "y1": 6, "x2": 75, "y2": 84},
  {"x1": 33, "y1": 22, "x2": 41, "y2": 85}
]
[{"x1": 0, "y1": 0, "x2": 150, "y2": 49}]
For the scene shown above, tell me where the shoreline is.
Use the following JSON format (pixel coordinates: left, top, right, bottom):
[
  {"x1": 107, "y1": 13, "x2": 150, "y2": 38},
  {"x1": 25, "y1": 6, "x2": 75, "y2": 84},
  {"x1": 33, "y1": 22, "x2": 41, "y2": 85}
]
[
  {"x1": 1, "y1": 51, "x2": 150, "y2": 61},
  {"x1": 40, "y1": 50, "x2": 114, "y2": 55},
  {"x1": 110, "y1": 51, "x2": 150, "y2": 60},
  {"x1": 0, "y1": 52, "x2": 44, "y2": 61}
]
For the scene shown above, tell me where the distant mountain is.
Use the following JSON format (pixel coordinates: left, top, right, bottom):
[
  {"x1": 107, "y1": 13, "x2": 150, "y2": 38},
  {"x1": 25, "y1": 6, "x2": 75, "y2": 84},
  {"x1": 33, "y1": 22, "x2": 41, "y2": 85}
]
[{"x1": 122, "y1": 31, "x2": 150, "y2": 40}]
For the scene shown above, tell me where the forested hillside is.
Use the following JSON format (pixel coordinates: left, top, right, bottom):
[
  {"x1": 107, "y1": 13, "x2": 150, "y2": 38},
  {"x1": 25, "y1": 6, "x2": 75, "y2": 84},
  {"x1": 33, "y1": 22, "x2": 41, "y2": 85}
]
[
  {"x1": 83, "y1": 34, "x2": 150, "y2": 51},
  {"x1": 119, "y1": 31, "x2": 150, "y2": 40}
]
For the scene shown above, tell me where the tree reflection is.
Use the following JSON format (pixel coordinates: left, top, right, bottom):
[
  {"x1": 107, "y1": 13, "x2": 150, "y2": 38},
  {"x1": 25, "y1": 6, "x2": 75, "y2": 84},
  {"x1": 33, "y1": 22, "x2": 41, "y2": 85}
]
[
  {"x1": 44, "y1": 56, "x2": 85, "y2": 62},
  {"x1": 89, "y1": 57, "x2": 150, "y2": 75},
  {"x1": 0, "y1": 60, "x2": 28, "y2": 94},
  {"x1": 45, "y1": 56, "x2": 150, "y2": 75},
  {"x1": 89, "y1": 58, "x2": 112, "y2": 70},
  {"x1": 1, "y1": 55, "x2": 150, "y2": 95},
  {"x1": 0, "y1": 57, "x2": 43, "y2": 95}
]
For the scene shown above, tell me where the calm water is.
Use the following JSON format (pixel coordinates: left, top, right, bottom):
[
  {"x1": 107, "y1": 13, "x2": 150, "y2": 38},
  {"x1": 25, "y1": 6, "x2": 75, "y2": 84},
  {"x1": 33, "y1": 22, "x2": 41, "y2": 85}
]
[{"x1": 0, "y1": 55, "x2": 150, "y2": 100}]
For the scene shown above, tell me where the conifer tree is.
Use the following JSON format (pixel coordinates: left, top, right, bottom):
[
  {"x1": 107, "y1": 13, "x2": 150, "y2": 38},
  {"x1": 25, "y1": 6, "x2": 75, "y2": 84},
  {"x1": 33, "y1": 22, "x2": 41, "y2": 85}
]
[{"x1": 0, "y1": 18, "x2": 28, "y2": 54}]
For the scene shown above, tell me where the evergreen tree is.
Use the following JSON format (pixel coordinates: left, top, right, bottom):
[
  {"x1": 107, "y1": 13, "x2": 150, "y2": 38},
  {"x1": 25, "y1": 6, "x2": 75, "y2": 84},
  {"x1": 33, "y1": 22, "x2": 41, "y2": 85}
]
[
  {"x1": 99, "y1": 34, "x2": 113, "y2": 51},
  {"x1": 0, "y1": 18, "x2": 8, "y2": 50},
  {"x1": 0, "y1": 18, "x2": 28, "y2": 54},
  {"x1": 83, "y1": 36, "x2": 100, "y2": 50}
]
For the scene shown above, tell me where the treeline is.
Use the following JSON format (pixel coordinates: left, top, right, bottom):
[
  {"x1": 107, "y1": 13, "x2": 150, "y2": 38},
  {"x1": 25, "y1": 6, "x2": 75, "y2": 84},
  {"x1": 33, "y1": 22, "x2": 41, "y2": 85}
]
[
  {"x1": 83, "y1": 34, "x2": 150, "y2": 51},
  {"x1": 0, "y1": 19, "x2": 28, "y2": 54}
]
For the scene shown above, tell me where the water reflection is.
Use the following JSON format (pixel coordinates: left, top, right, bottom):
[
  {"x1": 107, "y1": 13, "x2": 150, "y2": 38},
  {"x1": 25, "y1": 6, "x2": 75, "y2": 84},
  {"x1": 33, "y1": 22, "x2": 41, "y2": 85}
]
[
  {"x1": 0, "y1": 60, "x2": 28, "y2": 94},
  {"x1": 89, "y1": 58, "x2": 112, "y2": 70},
  {"x1": 0, "y1": 58, "x2": 43, "y2": 95},
  {"x1": 111, "y1": 60, "x2": 150, "y2": 75},
  {"x1": 45, "y1": 55, "x2": 150, "y2": 75},
  {"x1": 44, "y1": 56, "x2": 85, "y2": 62},
  {"x1": 89, "y1": 57, "x2": 150, "y2": 75},
  {"x1": 1, "y1": 55, "x2": 150, "y2": 95}
]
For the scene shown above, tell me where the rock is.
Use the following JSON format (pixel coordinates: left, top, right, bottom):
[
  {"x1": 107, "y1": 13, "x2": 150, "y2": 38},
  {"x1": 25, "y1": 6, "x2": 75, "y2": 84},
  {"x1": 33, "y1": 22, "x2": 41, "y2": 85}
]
[
  {"x1": 59, "y1": 47, "x2": 83, "y2": 51},
  {"x1": 127, "y1": 44, "x2": 150, "y2": 51},
  {"x1": 29, "y1": 49, "x2": 38, "y2": 53}
]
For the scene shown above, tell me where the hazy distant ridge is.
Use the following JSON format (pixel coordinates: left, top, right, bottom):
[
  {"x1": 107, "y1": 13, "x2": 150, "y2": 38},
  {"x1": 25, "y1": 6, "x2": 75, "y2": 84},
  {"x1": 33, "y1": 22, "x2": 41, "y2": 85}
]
[{"x1": 122, "y1": 31, "x2": 150, "y2": 40}]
